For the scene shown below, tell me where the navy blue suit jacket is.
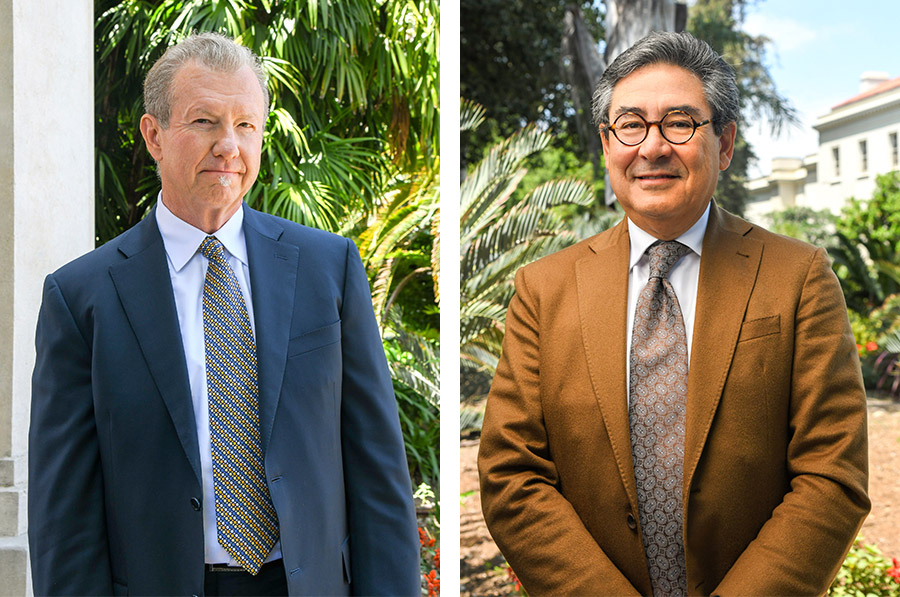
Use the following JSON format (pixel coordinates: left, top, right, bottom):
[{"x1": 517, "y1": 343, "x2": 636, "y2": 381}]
[{"x1": 28, "y1": 205, "x2": 420, "y2": 596}]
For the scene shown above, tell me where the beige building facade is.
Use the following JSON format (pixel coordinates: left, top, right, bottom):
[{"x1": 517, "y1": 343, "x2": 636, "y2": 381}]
[{"x1": 746, "y1": 72, "x2": 900, "y2": 222}]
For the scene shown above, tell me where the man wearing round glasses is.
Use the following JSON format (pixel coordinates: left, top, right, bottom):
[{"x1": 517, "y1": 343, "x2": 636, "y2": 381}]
[{"x1": 480, "y1": 31, "x2": 868, "y2": 596}]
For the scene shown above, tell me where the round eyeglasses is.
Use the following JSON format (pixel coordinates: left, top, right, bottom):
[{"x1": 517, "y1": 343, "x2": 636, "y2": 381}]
[{"x1": 604, "y1": 110, "x2": 711, "y2": 146}]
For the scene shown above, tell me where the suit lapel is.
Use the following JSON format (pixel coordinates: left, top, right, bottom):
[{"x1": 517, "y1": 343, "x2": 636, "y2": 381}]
[
  {"x1": 683, "y1": 203, "x2": 762, "y2": 491},
  {"x1": 243, "y1": 208, "x2": 299, "y2": 454},
  {"x1": 576, "y1": 220, "x2": 639, "y2": 506},
  {"x1": 108, "y1": 213, "x2": 202, "y2": 485}
]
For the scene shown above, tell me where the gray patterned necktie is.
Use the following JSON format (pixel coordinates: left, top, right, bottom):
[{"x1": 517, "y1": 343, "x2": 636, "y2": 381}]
[{"x1": 629, "y1": 240, "x2": 691, "y2": 597}]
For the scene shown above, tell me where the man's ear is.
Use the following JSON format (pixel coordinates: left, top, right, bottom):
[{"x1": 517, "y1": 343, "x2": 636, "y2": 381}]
[
  {"x1": 139, "y1": 114, "x2": 164, "y2": 162},
  {"x1": 718, "y1": 121, "x2": 737, "y2": 171},
  {"x1": 600, "y1": 127, "x2": 611, "y2": 164}
]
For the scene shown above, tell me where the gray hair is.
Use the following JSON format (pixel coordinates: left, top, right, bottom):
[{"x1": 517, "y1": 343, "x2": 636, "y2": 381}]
[
  {"x1": 143, "y1": 32, "x2": 269, "y2": 128},
  {"x1": 592, "y1": 31, "x2": 739, "y2": 135}
]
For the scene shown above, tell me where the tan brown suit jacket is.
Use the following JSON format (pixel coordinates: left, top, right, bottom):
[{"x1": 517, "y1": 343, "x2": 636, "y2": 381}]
[{"x1": 478, "y1": 203, "x2": 870, "y2": 596}]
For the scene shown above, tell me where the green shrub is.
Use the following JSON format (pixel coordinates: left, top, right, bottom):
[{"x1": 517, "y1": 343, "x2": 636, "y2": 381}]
[{"x1": 828, "y1": 539, "x2": 900, "y2": 596}]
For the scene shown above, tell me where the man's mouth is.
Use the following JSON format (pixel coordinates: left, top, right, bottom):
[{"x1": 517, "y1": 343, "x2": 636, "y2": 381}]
[{"x1": 635, "y1": 173, "x2": 678, "y2": 180}]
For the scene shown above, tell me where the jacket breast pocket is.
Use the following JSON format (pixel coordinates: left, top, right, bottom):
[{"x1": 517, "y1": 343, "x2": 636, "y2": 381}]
[
  {"x1": 738, "y1": 314, "x2": 781, "y2": 342},
  {"x1": 287, "y1": 321, "x2": 341, "y2": 357}
]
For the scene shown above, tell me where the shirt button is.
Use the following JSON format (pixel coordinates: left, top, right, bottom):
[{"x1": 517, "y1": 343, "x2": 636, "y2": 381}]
[
  {"x1": 190, "y1": 497, "x2": 202, "y2": 511},
  {"x1": 626, "y1": 513, "x2": 637, "y2": 530}
]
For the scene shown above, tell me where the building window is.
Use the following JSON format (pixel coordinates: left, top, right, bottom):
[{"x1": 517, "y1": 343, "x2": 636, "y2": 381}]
[
  {"x1": 833, "y1": 146, "x2": 840, "y2": 178},
  {"x1": 891, "y1": 132, "x2": 898, "y2": 168},
  {"x1": 859, "y1": 140, "x2": 868, "y2": 173}
]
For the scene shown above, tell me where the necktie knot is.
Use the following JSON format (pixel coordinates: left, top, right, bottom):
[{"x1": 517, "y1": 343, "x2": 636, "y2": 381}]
[
  {"x1": 199, "y1": 236, "x2": 227, "y2": 263},
  {"x1": 647, "y1": 240, "x2": 690, "y2": 280}
]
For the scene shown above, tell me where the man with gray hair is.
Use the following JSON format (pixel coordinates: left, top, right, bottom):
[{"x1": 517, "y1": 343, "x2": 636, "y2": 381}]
[
  {"x1": 29, "y1": 32, "x2": 419, "y2": 596},
  {"x1": 479, "y1": 31, "x2": 868, "y2": 595}
]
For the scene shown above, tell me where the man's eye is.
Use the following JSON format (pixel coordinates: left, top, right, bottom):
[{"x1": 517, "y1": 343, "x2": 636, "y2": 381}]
[
  {"x1": 619, "y1": 121, "x2": 644, "y2": 130},
  {"x1": 667, "y1": 120, "x2": 692, "y2": 129},
  {"x1": 194, "y1": 118, "x2": 212, "y2": 124},
  {"x1": 239, "y1": 122, "x2": 255, "y2": 129}
]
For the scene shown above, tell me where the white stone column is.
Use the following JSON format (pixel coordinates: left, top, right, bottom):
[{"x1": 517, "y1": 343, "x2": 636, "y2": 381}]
[{"x1": 0, "y1": 0, "x2": 94, "y2": 593}]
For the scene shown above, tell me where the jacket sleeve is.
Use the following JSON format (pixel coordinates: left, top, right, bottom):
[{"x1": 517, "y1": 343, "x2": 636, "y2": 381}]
[
  {"x1": 714, "y1": 248, "x2": 870, "y2": 595},
  {"x1": 28, "y1": 274, "x2": 114, "y2": 596},
  {"x1": 337, "y1": 239, "x2": 420, "y2": 596},
  {"x1": 478, "y1": 267, "x2": 642, "y2": 596}
]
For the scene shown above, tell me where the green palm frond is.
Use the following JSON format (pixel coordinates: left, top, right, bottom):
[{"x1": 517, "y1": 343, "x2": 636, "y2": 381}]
[
  {"x1": 461, "y1": 98, "x2": 486, "y2": 132},
  {"x1": 461, "y1": 125, "x2": 550, "y2": 224},
  {"x1": 95, "y1": 0, "x2": 438, "y2": 244},
  {"x1": 460, "y1": 100, "x2": 606, "y2": 395}
]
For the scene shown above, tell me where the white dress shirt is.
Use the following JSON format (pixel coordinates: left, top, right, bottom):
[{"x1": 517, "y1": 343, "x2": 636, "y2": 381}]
[
  {"x1": 625, "y1": 203, "x2": 710, "y2": 402},
  {"x1": 155, "y1": 196, "x2": 281, "y2": 565}
]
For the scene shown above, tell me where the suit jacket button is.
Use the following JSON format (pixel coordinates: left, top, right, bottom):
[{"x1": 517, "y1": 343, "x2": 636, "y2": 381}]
[
  {"x1": 190, "y1": 497, "x2": 202, "y2": 511},
  {"x1": 626, "y1": 513, "x2": 637, "y2": 530}
]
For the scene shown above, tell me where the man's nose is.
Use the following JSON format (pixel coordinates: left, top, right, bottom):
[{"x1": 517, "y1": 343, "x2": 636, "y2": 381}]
[
  {"x1": 638, "y1": 123, "x2": 673, "y2": 160},
  {"x1": 213, "y1": 129, "x2": 239, "y2": 159}
]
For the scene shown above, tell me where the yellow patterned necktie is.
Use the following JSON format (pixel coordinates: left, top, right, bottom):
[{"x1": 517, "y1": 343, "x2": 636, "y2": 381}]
[
  {"x1": 200, "y1": 235, "x2": 278, "y2": 574},
  {"x1": 629, "y1": 240, "x2": 691, "y2": 597}
]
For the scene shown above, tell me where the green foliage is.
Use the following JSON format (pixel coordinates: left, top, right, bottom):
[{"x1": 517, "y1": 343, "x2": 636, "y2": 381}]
[
  {"x1": 460, "y1": 404, "x2": 485, "y2": 435},
  {"x1": 460, "y1": 0, "x2": 603, "y2": 159},
  {"x1": 347, "y1": 165, "x2": 440, "y2": 335},
  {"x1": 416, "y1": 483, "x2": 440, "y2": 596},
  {"x1": 518, "y1": 139, "x2": 603, "y2": 203},
  {"x1": 95, "y1": 0, "x2": 438, "y2": 243},
  {"x1": 387, "y1": 330, "x2": 439, "y2": 487},
  {"x1": 873, "y1": 327, "x2": 900, "y2": 399},
  {"x1": 828, "y1": 539, "x2": 900, "y2": 596},
  {"x1": 492, "y1": 561, "x2": 527, "y2": 596},
  {"x1": 836, "y1": 172, "x2": 900, "y2": 254},
  {"x1": 766, "y1": 206, "x2": 837, "y2": 249},
  {"x1": 830, "y1": 172, "x2": 900, "y2": 314},
  {"x1": 848, "y1": 309, "x2": 881, "y2": 350},
  {"x1": 687, "y1": 0, "x2": 798, "y2": 216},
  {"x1": 348, "y1": 164, "x2": 440, "y2": 486},
  {"x1": 460, "y1": 99, "x2": 600, "y2": 402}
]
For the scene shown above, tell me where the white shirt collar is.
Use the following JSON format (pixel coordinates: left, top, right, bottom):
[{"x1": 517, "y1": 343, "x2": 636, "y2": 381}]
[
  {"x1": 155, "y1": 193, "x2": 248, "y2": 272},
  {"x1": 627, "y1": 202, "x2": 710, "y2": 271}
]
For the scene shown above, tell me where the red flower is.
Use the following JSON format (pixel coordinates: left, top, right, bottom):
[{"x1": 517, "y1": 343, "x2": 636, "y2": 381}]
[
  {"x1": 507, "y1": 565, "x2": 522, "y2": 592},
  {"x1": 433, "y1": 548, "x2": 440, "y2": 569},
  {"x1": 866, "y1": 341, "x2": 879, "y2": 352},
  {"x1": 425, "y1": 569, "x2": 440, "y2": 596},
  {"x1": 888, "y1": 557, "x2": 900, "y2": 582},
  {"x1": 418, "y1": 527, "x2": 435, "y2": 547}
]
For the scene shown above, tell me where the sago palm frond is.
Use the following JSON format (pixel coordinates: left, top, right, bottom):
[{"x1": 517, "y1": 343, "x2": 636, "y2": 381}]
[
  {"x1": 461, "y1": 125, "x2": 550, "y2": 225},
  {"x1": 95, "y1": 0, "x2": 438, "y2": 244},
  {"x1": 460, "y1": 99, "x2": 486, "y2": 132},
  {"x1": 460, "y1": 100, "x2": 599, "y2": 390}
]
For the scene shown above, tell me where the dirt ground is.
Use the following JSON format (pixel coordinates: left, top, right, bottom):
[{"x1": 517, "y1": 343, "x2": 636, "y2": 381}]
[{"x1": 460, "y1": 399, "x2": 900, "y2": 596}]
